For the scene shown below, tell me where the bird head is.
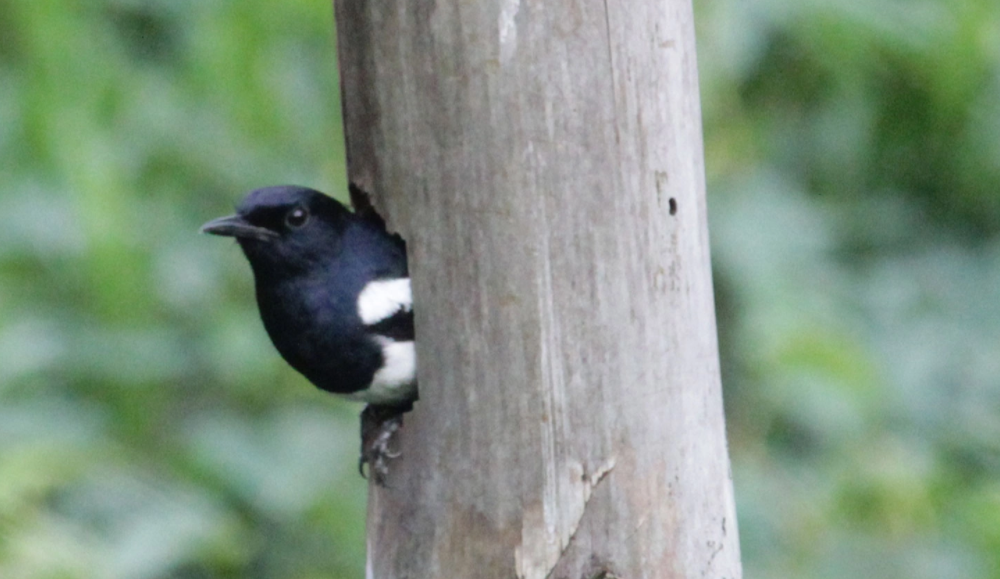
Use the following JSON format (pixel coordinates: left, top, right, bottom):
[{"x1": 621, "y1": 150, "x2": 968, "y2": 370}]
[{"x1": 201, "y1": 185, "x2": 352, "y2": 276}]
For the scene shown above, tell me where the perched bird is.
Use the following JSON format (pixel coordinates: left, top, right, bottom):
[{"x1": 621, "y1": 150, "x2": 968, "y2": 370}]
[{"x1": 201, "y1": 185, "x2": 416, "y2": 482}]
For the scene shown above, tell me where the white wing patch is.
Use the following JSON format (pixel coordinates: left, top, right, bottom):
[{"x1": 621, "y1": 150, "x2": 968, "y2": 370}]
[
  {"x1": 357, "y1": 278, "x2": 412, "y2": 326},
  {"x1": 349, "y1": 337, "x2": 417, "y2": 405}
]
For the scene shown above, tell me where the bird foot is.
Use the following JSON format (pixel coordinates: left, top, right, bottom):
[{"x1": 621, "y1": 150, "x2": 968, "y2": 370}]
[{"x1": 359, "y1": 405, "x2": 407, "y2": 486}]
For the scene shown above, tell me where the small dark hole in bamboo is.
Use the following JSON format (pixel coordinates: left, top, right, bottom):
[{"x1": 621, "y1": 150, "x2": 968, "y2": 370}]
[{"x1": 668, "y1": 198, "x2": 677, "y2": 215}]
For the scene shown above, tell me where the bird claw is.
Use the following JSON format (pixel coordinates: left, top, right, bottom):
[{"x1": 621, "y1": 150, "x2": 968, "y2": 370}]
[{"x1": 359, "y1": 406, "x2": 405, "y2": 486}]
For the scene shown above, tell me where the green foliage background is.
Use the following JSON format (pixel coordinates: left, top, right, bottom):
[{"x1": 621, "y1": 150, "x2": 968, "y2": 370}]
[{"x1": 0, "y1": 0, "x2": 997, "y2": 577}]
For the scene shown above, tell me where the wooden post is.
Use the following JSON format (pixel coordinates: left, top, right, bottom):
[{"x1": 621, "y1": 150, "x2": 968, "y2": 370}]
[{"x1": 334, "y1": 0, "x2": 741, "y2": 577}]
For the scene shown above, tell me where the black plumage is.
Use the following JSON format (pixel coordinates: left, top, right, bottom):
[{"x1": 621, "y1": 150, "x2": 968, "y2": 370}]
[{"x1": 201, "y1": 185, "x2": 416, "y2": 481}]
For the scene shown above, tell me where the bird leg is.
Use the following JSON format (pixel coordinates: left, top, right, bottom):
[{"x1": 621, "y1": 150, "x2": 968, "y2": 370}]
[{"x1": 359, "y1": 402, "x2": 412, "y2": 485}]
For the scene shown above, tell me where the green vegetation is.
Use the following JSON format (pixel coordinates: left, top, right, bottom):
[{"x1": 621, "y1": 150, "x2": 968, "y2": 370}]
[
  {"x1": 0, "y1": 0, "x2": 997, "y2": 577},
  {"x1": 1, "y1": 2, "x2": 362, "y2": 578},
  {"x1": 699, "y1": 0, "x2": 1000, "y2": 577}
]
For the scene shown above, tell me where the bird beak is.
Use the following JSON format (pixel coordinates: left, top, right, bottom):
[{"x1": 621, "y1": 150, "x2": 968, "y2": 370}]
[{"x1": 200, "y1": 214, "x2": 279, "y2": 242}]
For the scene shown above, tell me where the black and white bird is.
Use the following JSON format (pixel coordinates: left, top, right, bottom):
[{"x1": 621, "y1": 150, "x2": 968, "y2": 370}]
[{"x1": 201, "y1": 185, "x2": 416, "y2": 482}]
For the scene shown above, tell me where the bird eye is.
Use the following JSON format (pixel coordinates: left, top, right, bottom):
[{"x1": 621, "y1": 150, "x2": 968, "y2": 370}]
[{"x1": 285, "y1": 207, "x2": 309, "y2": 229}]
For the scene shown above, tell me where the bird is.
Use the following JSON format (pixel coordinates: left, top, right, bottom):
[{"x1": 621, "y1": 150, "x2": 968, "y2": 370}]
[{"x1": 200, "y1": 184, "x2": 416, "y2": 483}]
